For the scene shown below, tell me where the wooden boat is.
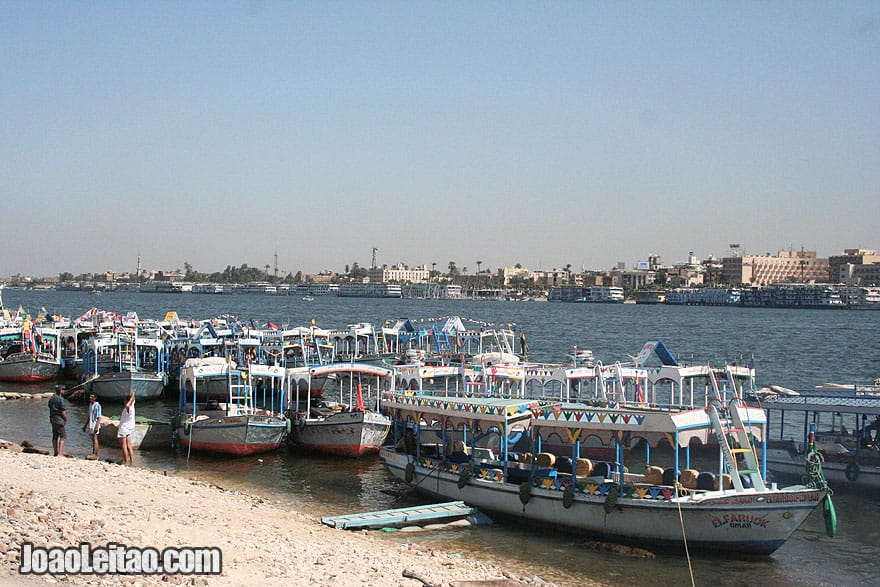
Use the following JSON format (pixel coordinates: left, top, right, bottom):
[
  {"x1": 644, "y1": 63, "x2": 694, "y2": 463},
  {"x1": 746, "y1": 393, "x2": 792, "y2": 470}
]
[
  {"x1": 82, "y1": 333, "x2": 167, "y2": 402},
  {"x1": 379, "y1": 380, "x2": 831, "y2": 555},
  {"x1": 0, "y1": 351, "x2": 62, "y2": 383},
  {"x1": 761, "y1": 391, "x2": 880, "y2": 491},
  {"x1": 287, "y1": 362, "x2": 391, "y2": 457},
  {"x1": 0, "y1": 324, "x2": 63, "y2": 383},
  {"x1": 177, "y1": 362, "x2": 287, "y2": 457},
  {"x1": 97, "y1": 415, "x2": 173, "y2": 451}
]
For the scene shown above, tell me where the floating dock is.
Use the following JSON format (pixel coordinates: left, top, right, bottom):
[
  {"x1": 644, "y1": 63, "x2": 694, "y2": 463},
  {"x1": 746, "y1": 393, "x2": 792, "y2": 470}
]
[{"x1": 321, "y1": 500, "x2": 477, "y2": 530}]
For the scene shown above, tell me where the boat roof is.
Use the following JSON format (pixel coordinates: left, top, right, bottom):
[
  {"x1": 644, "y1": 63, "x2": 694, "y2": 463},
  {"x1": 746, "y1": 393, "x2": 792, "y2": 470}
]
[
  {"x1": 632, "y1": 340, "x2": 679, "y2": 367},
  {"x1": 760, "y1": 394, "x2": 880, "y2": 415},
  {"x1": 382, "y1": 391, "x2": 766, "y2": 446},
  {"x1": 382, "y1": 392, "x2": 554, "y2": 423}
]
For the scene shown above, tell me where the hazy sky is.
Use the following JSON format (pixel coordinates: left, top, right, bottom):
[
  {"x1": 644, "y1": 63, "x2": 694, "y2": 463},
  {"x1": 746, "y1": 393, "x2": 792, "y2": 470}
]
[{"x1": 2, "y1": 2, "x2": 878, "y2": 278}]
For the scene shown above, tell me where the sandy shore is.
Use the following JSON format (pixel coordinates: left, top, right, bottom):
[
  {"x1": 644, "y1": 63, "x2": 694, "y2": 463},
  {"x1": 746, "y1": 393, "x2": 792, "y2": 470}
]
[{"x1": 0, "y1": 441, "x2": 561, "y2": 587}]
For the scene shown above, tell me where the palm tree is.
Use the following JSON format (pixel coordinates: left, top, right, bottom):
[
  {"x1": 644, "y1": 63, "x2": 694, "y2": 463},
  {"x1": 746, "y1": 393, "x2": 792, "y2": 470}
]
[
  {"x1": 476, "y1": 260, "x2": 483, "y2": 274},
  {"x1": 447, "y1": 261, "x2": 458, "y2": 276}
]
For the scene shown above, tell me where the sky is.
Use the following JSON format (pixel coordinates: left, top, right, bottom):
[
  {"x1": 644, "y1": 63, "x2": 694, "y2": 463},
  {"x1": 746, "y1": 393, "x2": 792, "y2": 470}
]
[{"x1": 2, "y1": 2, "x2": 878, "y2": 278}]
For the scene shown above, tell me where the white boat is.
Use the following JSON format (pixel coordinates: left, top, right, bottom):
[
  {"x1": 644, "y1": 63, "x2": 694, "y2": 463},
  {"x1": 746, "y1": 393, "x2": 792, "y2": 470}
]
[
  {"x1": 287, "y1": 363, "x2": 391, "y2": 457},
  {"x1": 379, "y1": 384, "x2": 832, "y2": 555},
  {"x1": 82, "y1": 333, "x2": 167, "y2": 402},
  {"x1": 0, "y1": 324, "x2": 63, "y2": 383},
  {"x1": 177, "y1": 362, "x2": 288, "y2": 457},
  {"x1": 301, "y1": 296, "x2": 315, "y2": 302},
  {"x1": 760, "y1": 392, "x2": 880, "y2": 491}
]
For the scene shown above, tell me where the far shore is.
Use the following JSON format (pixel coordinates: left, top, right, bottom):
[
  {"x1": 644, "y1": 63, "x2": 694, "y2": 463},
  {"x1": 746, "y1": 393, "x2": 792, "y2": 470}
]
[{"x1": 0, "y1": 440, "x2": 569, "y2": 587}]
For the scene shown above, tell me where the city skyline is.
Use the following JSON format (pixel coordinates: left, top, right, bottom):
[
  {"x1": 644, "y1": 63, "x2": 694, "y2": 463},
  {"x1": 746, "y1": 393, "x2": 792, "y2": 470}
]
[
  {"x1": 3, "y1": 242, "x2": 874, "y2": 281},
  {"x1": 3, "y1": 3, "x2": 878, "y2": 277}
]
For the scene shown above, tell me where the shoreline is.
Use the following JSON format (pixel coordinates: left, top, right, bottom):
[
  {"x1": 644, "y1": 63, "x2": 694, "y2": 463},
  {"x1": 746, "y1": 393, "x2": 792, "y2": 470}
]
[{"x1": 0, "y1": 442, "x2": 562, "y2": 586}]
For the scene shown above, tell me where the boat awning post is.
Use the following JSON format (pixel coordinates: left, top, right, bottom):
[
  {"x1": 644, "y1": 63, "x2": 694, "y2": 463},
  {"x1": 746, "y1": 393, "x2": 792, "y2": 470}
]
[{"x1": 674, "y1": 429, "x2": 680, "y2": 498}]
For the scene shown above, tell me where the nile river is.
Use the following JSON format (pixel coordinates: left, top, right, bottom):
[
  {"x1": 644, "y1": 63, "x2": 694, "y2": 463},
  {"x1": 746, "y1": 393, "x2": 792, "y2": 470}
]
[{"x1": 1, "y1": 290, "x2": 878, "y2": 586}]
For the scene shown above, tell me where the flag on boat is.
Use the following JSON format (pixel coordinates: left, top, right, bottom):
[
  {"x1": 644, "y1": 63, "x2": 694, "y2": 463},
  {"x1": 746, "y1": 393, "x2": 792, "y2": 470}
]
[{"x1": 267, "y1": 322, "x2": 279, "y2": 330}]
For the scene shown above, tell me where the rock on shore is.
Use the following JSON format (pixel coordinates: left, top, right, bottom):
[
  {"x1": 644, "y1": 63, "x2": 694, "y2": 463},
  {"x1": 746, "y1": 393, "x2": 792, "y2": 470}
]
[{"x1": 0, "y1": 442, "x2": 559, "y2": 586}]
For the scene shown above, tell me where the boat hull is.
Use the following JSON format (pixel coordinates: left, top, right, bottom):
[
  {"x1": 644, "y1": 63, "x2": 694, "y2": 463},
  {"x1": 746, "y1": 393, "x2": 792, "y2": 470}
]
[
  {"x1": 177, "y1": 413, "x2": 287, "y2": 456},
  {"x1": 766, "y1": 449, "x2": 880, "y2": 490},
  {"x1": 380, "y1": 448, "x2": 825, "y2": 555},
  {"x1": 98, "y1": 418, "x2": 173, "y2": 451},
  {"x1": 87, "y1": 371, "x2": 166, "y2": 402},
  {"x1": 0, "y1": 354, "x2": 61, "y2": 383},
  {"x1": 291, "y1": 410, "x2": 390, "y2": 457}
]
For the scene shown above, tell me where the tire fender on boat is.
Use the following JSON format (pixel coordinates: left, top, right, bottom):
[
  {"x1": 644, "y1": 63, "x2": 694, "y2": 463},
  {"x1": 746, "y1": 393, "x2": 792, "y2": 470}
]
[
  {"x1": 457, "y1": 465, "x2": 470, "y2": 489},
  {"x1": 845, "y1": 462, "x2": 860, "y2": 482},
  {"x1": 518, "y1": 481, "x2": 531, "y2": 507},
  {"x1": 562, "y1": 484, "x2": 575, "y2": 509},
  {"x1": 405, "y1": 462, "x2": 415, "y2": 483}
]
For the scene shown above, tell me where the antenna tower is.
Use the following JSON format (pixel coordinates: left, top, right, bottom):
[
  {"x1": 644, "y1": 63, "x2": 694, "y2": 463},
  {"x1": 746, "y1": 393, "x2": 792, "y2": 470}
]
[{"x1": 371, "y1": 247, "x2": 378, "y2": 269}]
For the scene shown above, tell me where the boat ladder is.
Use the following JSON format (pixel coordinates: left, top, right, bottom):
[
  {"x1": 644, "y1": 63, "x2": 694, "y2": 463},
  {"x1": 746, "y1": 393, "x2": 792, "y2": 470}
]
[
  {"x1": 433, "y1": 326, "x2": 451, "y2": 356},
  {"x1": 320, "y1": 501, "x2": 477, "y2": 530},
  {"x1": 708, "y1": 369, "x2": 766, "y2": 492}
]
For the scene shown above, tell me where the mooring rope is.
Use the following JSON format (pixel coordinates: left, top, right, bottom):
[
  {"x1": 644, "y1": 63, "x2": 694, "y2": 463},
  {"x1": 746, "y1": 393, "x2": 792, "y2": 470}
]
[{"x1": 674, "y1": 482, "x2": 696, "y2": 587}]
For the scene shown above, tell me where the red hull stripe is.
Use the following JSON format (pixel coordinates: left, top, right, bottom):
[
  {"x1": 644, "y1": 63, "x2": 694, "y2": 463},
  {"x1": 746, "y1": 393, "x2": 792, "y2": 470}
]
[
  {"x1": 179, "y1": 439, "x2": 281, "y2": 456},
  {"x1": 0, "y1": 375, "x2": 57, "y2": 383}
]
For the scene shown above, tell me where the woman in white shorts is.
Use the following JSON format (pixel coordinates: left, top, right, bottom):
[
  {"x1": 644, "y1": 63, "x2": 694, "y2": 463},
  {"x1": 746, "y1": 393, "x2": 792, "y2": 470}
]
[{"x1": 117, "y1": 391, "x2": 136, "y2": 465}]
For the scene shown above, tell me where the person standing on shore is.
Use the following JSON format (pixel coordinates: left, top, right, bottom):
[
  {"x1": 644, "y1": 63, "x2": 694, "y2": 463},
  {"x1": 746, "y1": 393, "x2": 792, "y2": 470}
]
[
  {"x1": 117, "y1": 391, "x2": 136, "y2": 465},
  {"x1": 83, "y1": 392, "x2": 102, "y2": 458},
  {"x1": 48, "y1": 385, "x2": 67, "y2": 457}
]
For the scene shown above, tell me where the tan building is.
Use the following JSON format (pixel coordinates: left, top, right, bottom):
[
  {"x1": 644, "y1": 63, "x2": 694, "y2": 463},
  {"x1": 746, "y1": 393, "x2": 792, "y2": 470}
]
[
  {"x1": 722, "y1": 250, "x2": 829, "y2": 286},
  {"x1": 829, "y1": 249, "x2": 880, "y2": 283},
  {"x1": 368, "y1": 263, "x2": 430, "y2": 284}
]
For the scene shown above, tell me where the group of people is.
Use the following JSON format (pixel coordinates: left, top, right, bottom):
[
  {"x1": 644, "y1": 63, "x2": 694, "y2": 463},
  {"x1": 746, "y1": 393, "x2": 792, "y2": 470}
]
[{"x1": 47, "y1": 387, "x2": 137, "y2": 465}]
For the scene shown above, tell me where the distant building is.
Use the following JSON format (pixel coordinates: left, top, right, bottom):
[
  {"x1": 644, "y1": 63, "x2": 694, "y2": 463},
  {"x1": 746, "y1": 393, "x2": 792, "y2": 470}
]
[
  {"x1": 722, "y1": 250, "x2": 829, "y2": 286},
  {"x1": 500, "y1": 266, "x2": 530, "y2": 285},
  {"x1": 303, "y1": 271, "x2": 337, "y2": 284},
  {"x1": 368, "y1": 263, "x2": 429, "y2": 284},
  {"x1": 829, "y1": 249, "x2": 880, "y2": 284}
]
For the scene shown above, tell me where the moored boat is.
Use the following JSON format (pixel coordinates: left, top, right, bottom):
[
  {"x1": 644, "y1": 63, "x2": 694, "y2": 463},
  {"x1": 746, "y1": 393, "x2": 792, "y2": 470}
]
[
  {"x1": 97, "y1": 415, "x2": 173, "y2": 451},
  {"x1": 0, "y1": 351, "x2": 62, "y2": 383},
  {"x1": 287, "y1": 362, "x2": 391, "y2": 457},
  {"x1": 0, "y1": 323, "x2": 63, "y2": 383},
  {"x1": 379, "y1": 386, "x2": 831, "y2": 555},
  {"x1": 82, "y1": 333, "x2": 167, "y2": 402},
  {"x1": 177, "y1": 361, "x2": 288, "y2": 457},
  {"x1": 761, "y1": 391, "x2": 880, "y2": 492}
]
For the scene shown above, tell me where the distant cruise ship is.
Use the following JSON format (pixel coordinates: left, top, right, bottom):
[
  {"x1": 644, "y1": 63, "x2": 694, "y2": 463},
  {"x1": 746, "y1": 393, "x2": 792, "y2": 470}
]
[
  {"x1": 294, "y1": 283, "x2": 340, "y2": 296},
  {"x1": 235, "y1": 283, "x2": 278, "y2": 295},
  {"x1": 337, "y1": 283, "x2": 402, "y2": 298}
]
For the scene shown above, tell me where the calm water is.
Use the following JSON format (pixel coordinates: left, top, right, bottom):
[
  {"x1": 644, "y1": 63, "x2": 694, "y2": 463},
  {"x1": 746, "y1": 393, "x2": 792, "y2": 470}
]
[{"x1": 2, "y1": 290, "x2": 879, "y2": 586}]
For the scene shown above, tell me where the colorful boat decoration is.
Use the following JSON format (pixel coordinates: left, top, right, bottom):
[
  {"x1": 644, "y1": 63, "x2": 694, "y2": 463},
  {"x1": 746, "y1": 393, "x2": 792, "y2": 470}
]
[{"x1": 379, "y1": 378, "x2": 831, "y2": 555}]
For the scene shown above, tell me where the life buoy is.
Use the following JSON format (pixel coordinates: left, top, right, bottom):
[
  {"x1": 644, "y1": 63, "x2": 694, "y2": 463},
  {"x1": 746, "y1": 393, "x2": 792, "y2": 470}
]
[{"x1": 845, "y1": 462, "x2": 860, "y2": 482}]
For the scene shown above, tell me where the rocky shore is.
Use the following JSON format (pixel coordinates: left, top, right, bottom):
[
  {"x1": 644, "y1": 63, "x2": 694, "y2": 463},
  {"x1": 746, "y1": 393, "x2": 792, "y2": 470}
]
[{"x1": 0, "y1": 442, "x2": 562, "y2": 587}]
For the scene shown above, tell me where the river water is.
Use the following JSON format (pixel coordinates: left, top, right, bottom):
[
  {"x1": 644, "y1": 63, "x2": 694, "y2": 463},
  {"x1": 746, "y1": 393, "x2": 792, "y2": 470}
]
[{"x1": 1, "y1": 290, "x2": 878, "y2": 586}]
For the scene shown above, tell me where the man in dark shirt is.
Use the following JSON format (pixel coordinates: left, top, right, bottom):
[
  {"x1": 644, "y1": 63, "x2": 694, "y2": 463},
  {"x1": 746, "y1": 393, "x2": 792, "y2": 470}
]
[{"x1": 48, "y1": 385, "x2": 67, "y2": 457}]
